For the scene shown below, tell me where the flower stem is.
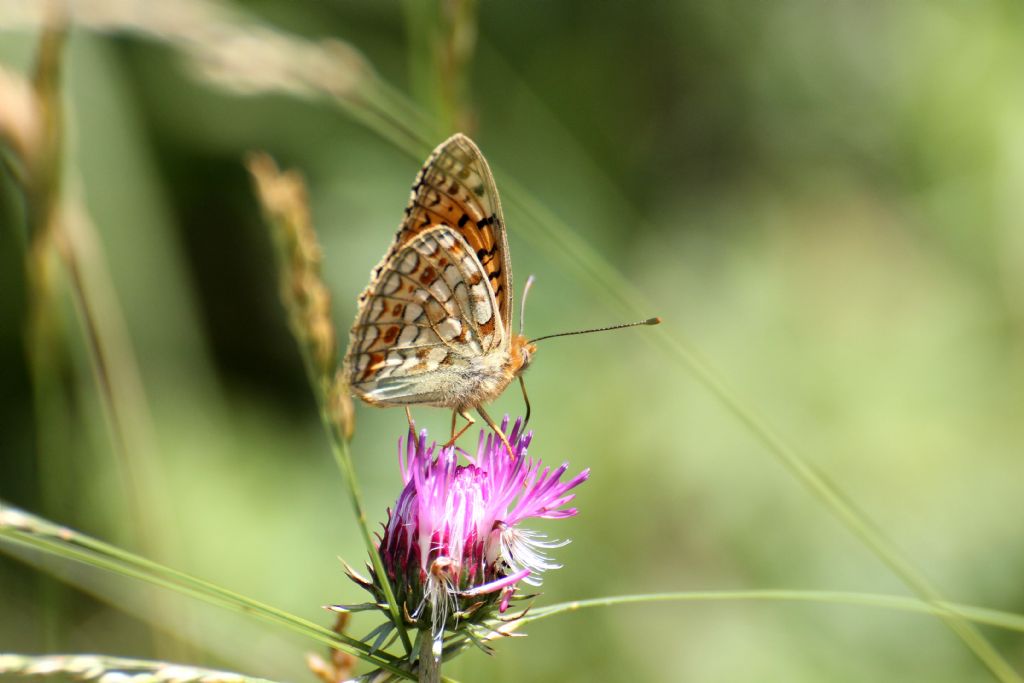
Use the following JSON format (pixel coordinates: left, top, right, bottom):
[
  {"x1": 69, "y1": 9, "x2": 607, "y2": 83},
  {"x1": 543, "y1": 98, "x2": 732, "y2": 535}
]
[{"x1": 418, "y1": 631, "x2": 440, "y2": 683}]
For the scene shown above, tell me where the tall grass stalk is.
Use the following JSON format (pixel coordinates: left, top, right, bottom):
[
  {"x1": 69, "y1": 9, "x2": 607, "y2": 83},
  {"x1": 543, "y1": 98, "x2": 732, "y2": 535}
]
[
  {"x1": 0, "y1": 654, "x2": 277, "y2": 683},
  {"x1": 0, "y1": 540, "x2": 300, "y2": 677},
  {"x1": 247, "y1": 155, "x2": 413, "y2": 656},
  {"x1": 0, "y1": 502, "x2": 419, "y2": 680},
  {"x1": 19, "y1": 18, "x2": 73, "y2": 652},
  {"x1": 12, "y1": 17, "x2": 188, "y2": 660},
  {"x1": 401, "y1": 0, "x2": 478, "y2": 138}
]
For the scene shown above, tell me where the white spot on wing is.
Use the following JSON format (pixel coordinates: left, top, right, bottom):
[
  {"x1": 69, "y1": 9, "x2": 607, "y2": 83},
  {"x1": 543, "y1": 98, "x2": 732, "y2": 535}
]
[
  {"x1": 382, "y1": 273, "x2": 401, "y2": 295},
  {"x1": 436, "y1": 318, "x2": 463, "y2": 341},
  {"x1": 436, "y1": 231, "x2": 457, "y2": 249},
  {"x1": 442, "y1": 264, "x2": 463, "y2": 291},
  {"x1": 359, "y1": 326, "x2": 379, "y2": 351},
  {"x1": 369, "y1": 297, "x2": 385, "y2": 320},
  {"x1": 376, "y1": 350, "x2": 405, "y2": 378},
  {"x1": 417, "y1": 236, "x2": 439, "y2": 256},
  {"x1": 470, "y1": 282, "x2": 492, "y2": 324},
  {"x1": 429, "y1": 278, "x2": 453, "y2": 303},
  {"x1": 398, "y1": 325, "x2": 419, "y2": 345},
  {"x1": 398, "y1": 251, "x2": 419, "y2": 274},
  {"x1": 404, "y1": 302, "x2": 424, "y2": 322},
  {"x1": 453, "y1": 282, "x2": 472, "y2": 321}
]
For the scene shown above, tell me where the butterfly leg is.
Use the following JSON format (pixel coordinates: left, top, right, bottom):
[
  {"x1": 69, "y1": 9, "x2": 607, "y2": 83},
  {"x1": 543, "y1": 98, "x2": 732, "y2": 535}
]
[
  {"x1": 518, "y1": 375, "x2": 532, "y2": 429},
  {"x1": 444, "y1": 409, "x2": 475, "y2": 447},
  {"x1": 405, "y1": 406, "x2": 415, "y2": 436},
  {"x1": 477, "y1": 405, "x2": 514, "y2": 460}
]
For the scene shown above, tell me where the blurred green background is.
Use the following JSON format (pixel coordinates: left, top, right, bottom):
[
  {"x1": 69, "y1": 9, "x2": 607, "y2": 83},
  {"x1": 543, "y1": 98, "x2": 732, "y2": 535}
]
[{"x1": 3, "y1": 1, "x2": 1024, "y2": 681}]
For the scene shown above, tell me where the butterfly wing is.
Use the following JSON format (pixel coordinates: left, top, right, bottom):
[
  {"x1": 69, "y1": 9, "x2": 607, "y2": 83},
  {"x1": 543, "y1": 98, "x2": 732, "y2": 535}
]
[
  {"x1": 345, "y1": 225, "x2": 502, "y2": 406},
  {"x1": 377, "y1": 133, "x2": 512, "y2": 344}
]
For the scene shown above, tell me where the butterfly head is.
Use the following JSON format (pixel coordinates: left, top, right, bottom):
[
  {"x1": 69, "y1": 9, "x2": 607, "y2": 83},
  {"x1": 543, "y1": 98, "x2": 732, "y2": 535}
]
[{"x1": 510, "y1": 333, "x2": 537, "y2": 375}]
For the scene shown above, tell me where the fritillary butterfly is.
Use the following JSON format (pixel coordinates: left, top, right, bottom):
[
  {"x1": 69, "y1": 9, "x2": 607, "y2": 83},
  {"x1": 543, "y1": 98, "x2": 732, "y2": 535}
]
[{"x1": 343, "y1": 134, "x2": 530, "y2": 451}]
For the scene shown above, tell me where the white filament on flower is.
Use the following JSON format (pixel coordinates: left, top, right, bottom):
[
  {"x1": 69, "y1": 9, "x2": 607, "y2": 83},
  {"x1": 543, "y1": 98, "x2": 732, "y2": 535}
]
[
  {"x1": 499, "y1": 525, "x2": 570, "y2": 587},
  {"x1": 414, "y1": 557, "x2": 459, "y2": 655}
]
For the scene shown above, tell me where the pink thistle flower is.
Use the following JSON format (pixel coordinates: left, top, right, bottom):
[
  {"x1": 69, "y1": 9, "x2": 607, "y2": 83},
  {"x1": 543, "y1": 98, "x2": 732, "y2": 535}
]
[{"x1": 378, "y1": 417, "x2": 588, "y2": 659}]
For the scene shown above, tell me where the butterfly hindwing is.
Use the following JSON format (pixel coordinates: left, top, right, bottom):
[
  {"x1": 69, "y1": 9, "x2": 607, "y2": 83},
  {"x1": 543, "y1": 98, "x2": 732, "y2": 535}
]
[{"x1": 347, "y1": 226, "x2": 503, "y2": 405}]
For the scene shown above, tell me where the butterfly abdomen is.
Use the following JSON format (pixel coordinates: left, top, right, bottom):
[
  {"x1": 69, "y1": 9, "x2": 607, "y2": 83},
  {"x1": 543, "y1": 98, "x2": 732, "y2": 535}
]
[{"x1": 352, "y1": 348, "x2": 516, "y2": 410}]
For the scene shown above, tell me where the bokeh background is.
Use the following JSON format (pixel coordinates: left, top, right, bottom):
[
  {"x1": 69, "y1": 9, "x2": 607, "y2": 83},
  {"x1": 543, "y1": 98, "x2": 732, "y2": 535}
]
[{"x1": 3, "y1": 1, "x2": 1024, "y2": 681}]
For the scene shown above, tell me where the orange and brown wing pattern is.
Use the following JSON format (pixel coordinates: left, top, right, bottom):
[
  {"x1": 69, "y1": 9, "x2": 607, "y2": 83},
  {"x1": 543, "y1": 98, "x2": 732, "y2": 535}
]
[
  {"x1": 379, "y1": 134, "x2": 512, "y2": 336},
  {"x1": 345, "y1": 226, "x2": 501, "y2": 406}
]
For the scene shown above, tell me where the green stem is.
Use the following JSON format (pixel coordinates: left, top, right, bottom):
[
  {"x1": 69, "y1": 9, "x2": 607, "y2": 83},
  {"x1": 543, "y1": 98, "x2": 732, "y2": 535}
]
[
  {"x1": 441, "y1": 590, "x2": 1024, "y2": 661},
  {"x1": 272, "y1": 283, "x2": 412, "y2": 655},
  {"x1": 0, "y1": 502, "x2": 413, "y2": 679},
  {"x1": 525, "y1": 591, "x2": 1024, "y2": 634},
  {"x1": 257, "y1": 195, "x2": 413, "y2": 655},
  {"x1": 418, "y1": 630, "x2": 440, "y2": 683}
]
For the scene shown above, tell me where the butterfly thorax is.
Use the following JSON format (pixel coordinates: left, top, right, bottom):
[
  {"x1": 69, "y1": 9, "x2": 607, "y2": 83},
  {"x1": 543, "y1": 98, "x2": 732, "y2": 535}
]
[
  {"x1": 442, "y1": 333, "x2": 534, "y2": 412},
  {"x1": 509, "y1": 334, "x2": 537, "y2": 376}
]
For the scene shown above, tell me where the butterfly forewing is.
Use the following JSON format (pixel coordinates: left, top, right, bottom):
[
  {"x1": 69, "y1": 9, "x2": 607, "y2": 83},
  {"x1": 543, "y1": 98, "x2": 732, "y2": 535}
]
[
  {"x1": 347, "y1": 226, "x2": 502, "y2": 405},
  {"x1": 391, "y1": 135, "x2": 512, "y2": 334}
]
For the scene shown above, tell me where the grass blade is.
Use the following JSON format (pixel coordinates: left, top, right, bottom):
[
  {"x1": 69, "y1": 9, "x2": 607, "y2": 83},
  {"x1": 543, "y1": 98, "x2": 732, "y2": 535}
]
[
  {"x1": 524, "y1": 590, "x2": 1024, "y2": 634},
  {"x1": 0, "y1": 654, "x2": 277, "y2": 683},
  {"x1": 0, "y1": 501, "x2": 414, "y2": 680}
]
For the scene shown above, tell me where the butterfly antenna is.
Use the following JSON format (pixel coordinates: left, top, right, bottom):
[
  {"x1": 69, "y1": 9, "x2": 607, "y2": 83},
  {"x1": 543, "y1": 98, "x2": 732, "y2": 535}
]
[
  {"x1": 528, "y1": 317, "x2": 661, "y2": 344},
  {"x1": 520, "y1": 274, "x2": 536, "y2": 335}
]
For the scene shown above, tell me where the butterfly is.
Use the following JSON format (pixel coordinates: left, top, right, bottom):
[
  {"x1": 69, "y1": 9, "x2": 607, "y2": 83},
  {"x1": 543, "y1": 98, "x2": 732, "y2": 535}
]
[
  {"x1": 343, "y1": 134, "x2": 530, "y2": 453},
  {"x1": 342, "y1": 134, "x2": 659, "y2": 454}
]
